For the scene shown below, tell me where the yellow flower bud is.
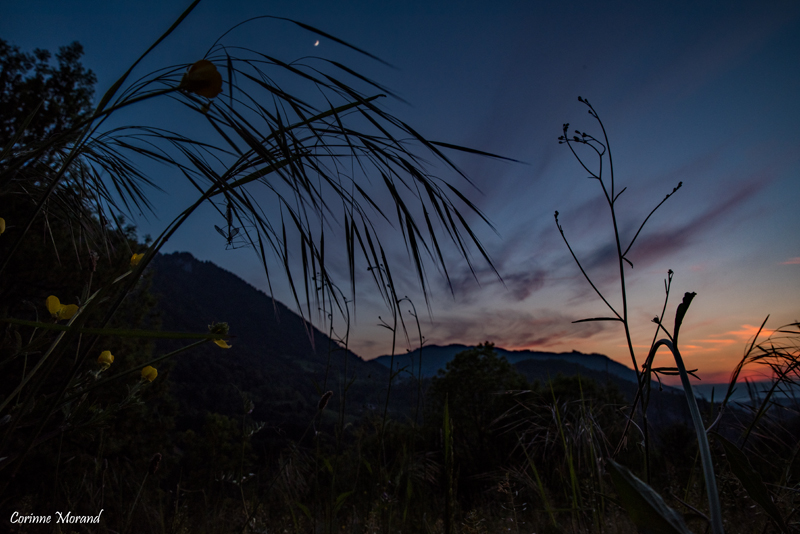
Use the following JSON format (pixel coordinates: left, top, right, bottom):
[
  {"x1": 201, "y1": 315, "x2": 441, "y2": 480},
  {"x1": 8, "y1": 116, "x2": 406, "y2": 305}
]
[
  {"x1": 97, "y1": 350, "x2": 114, "y2": 368},
  {"x1": 141, "y1": 366, "x2": 158, "y2": 382},
  {"x1": 214, "y1": 339, "x2": 232, "y2": 349},
  {"x1": 130, "y1": 253, "x2": 145, "y2": 267},
  {"x1": 0, "y1": 217, "x2": 5, "y2": 235},
  {"x1": 46, "y1": 295, "x2": 78, "y2": 321},
  {"x1": 179, "y1": 60, "x2": 223, "y2": 99}
]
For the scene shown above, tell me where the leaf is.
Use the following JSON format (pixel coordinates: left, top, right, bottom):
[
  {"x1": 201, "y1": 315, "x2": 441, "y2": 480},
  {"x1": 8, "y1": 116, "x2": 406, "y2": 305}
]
[
  {"x1": 294, "y1": 501, "x2": 312, "y2": 519},
  {"x1": 712, "y1": 432, "x2": 788, "y2": 533},
  {"x1": 333, "y1": 491, "x2": 353, "y2": 514},
  {"x1": 94, "y1": 0, "x2": 202, "y2": 115},
  {"x1": 572, "y1": 317, "x2": 623, "y2": 323},
  {"x1": 606, "y1": 459, "x2": 693, "y2": 534},
  {"x1": 673, "y1": 292, "x2": 696, "y2": 344}
]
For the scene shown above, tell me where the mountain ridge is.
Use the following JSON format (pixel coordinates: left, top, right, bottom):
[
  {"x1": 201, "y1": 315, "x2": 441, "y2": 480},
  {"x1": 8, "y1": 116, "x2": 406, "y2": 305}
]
[{"x1": 373, "y1": 343, "x2": 637, "y2": 381}]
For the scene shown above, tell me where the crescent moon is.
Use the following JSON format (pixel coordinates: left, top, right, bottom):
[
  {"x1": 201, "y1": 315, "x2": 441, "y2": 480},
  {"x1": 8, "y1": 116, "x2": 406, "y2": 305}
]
[{"x1": 314, "y1": 40, "x2": 319, "y2": 46}]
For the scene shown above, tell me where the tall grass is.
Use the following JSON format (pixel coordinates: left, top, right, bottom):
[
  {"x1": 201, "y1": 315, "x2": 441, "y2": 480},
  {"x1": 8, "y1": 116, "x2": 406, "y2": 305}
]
[{"x1": 0, "y1": 0, "x2": 502, "y2": 497}]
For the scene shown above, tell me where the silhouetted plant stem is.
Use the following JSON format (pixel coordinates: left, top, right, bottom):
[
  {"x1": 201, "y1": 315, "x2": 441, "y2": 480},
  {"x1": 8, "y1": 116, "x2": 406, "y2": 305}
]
[
  {"x1": 379, "y1": 305, "x2": 398, "y2": 455},
  {"x1": 403, "y1": 297, "x2": 425, "y2": 426},
  {"x1": 556, "y1": 97, "x2": 683, "y2": 480},
  {"x1": 374, "y1": 262, "x2": 406, "y2": 457},
  {"x1": 614, "y1": 270, "x2": 675, "y2": 474},
  {"x1": 443, "y1": 396, "x2": 455, "y2": 534}
]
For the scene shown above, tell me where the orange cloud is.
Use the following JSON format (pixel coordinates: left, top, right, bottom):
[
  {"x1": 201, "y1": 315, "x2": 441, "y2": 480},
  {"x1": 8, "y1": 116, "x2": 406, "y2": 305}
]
[
  {"x1": 702, "y1": 324, "x2": 776, "y2": 345},
  {"x1": 659, "y1": 323, "x2": 780, "y2": 383},
  {"x1": 780, "y1": 257, "x2": 800, "y2": 265}
]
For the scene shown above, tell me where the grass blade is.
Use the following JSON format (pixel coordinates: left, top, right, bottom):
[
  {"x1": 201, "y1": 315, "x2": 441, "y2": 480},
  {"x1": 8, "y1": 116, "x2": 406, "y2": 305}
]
[{"x1": 607, "y1": 459, "x2": 693, "y2": 534}]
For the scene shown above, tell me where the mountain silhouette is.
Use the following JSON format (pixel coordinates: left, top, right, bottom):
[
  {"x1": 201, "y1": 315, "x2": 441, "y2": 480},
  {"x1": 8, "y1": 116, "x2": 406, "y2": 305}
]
[
  {"x1": 147, "y1": 251, "x2": 393, "y2": 436},
  {"x1": 374, "y1": 344, "x2": 703, "y2": 426},
  {"x1": 374, "y1": 344, "x2": 637, "y2": 383}
]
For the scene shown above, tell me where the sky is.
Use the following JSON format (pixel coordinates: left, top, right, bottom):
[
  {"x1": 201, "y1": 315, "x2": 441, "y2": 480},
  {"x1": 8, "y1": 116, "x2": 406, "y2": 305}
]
[{"x1": 3, "y1": 0, "x2": 799, "y2": 385}]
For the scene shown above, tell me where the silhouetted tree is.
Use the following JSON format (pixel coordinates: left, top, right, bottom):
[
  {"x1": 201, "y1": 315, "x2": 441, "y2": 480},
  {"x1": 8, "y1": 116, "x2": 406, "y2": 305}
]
[
  {"x1": 0, "y1": 39, "x2": 95, "y2": 152},
  {"x1": 426, "y1": 342, "x2": 529, "y2": 499}
]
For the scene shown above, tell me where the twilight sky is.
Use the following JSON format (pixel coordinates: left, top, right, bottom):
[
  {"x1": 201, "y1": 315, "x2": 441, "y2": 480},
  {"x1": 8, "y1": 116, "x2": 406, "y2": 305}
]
[{"x1": 3, "y1": 0, "x2": 799, "y2": 385}]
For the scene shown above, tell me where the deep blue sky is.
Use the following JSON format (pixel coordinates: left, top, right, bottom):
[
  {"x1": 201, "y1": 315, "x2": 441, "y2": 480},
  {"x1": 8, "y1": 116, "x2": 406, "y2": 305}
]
[{"x1": 4, "y1": 0, "x2": 799, "y2": 382}]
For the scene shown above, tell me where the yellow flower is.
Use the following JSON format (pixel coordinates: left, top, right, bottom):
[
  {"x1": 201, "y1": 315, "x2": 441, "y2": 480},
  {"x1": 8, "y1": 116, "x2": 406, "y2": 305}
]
[
  {"x1": 130, "y1": 253, "x2": 144, "y2": 267},
  {"x1": 46, "y1": 295, "x2": 79, "y2": 321},
  {"x1": 97, "y1": 350, "x2": 114, "y2": 368},
  {"x1": 0, "y1": 217, "x2": 5, "y2": 235},
  {"x1": 179, "y1": 60, "x2": 223, "y2": 99},
  {"x1": 208, "y1": 321, "x2": 231, "y2": 349},
  {"x1": 141, "y1": 366, "x2": 158, "y2": 382}
]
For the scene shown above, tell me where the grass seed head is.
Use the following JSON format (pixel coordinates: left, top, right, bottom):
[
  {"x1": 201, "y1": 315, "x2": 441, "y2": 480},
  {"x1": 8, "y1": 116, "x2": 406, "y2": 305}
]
[{"x1": 318, "y1": 390, "x2": 333, "y2": 411}]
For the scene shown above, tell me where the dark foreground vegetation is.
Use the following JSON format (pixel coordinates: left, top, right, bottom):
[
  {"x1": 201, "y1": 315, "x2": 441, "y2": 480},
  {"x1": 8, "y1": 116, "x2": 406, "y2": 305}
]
[
  {"x1": 2, "y1": 4, "x2": 799, "y2": 532},
  {"x1": 3, "y1": 239, "x2": 799, "y2": 534}
]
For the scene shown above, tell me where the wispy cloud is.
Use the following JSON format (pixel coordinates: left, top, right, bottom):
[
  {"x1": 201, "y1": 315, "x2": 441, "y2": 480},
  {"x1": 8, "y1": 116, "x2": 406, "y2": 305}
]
[
  {"x1": 612, "y1": 172, "x2": 770, "y2": 269},
  {"x1": 780, "y1": 257, "x2": 800, "y2": 265},
  {"x1": 500, "y1": 269, "x2": 548, "y2": 302},
  {"x1": 422, "y1": 308, "x2": 615, "y2": 351},
  {"x1": 438, "y1": 239, "x2": 554, "y2": 304}
]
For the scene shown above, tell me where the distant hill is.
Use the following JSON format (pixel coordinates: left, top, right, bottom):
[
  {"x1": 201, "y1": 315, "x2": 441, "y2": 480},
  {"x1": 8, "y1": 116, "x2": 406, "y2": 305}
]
[
  {"x1": 148, "y1": 252, "x2": 396, "y2": 437},
  {"x1": 374, "y1": 344, "x2": 637, "y2": 382},
  {"x1": 374, "y1": 344, "x2": 699, "y2": 416},
  {"x1": 693, "y1": 381, "x2": 800, "y2": 404}
]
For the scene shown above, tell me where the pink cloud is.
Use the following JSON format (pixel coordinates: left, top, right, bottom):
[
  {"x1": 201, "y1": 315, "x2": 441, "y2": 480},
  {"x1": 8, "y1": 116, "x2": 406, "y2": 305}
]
[{"x1": 780, "y1": 257, "x2": 800, "y2": 265}]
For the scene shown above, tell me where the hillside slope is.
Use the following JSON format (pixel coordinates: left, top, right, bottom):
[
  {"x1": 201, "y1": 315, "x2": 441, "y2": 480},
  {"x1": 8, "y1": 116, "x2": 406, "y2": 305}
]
[{"x1": 148, "y1": 252, "x2": 392, "y2": 435}]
